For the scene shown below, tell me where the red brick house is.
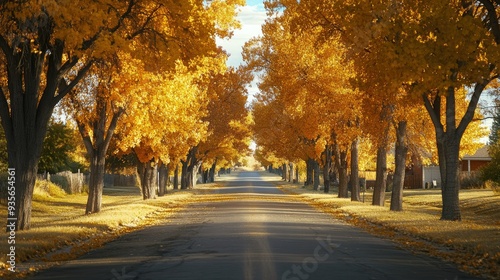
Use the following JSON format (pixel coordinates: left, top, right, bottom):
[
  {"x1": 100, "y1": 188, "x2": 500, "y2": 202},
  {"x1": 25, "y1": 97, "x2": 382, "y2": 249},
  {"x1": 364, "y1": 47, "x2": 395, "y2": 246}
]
[{"x1": 461, "y1": 145, "x2": 491, "y2": 175}]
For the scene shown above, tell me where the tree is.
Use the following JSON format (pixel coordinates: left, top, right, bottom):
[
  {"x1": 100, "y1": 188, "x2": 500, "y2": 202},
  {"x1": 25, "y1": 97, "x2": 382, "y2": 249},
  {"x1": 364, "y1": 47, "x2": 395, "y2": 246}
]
[
  {"x1": 0, "y1": 128, "x2": 8, "y2": 172},
  {"x1": 245, "y1": 11, "x2": 362, "y2": 196},
  {"x1": 65, "y1": 59, "x2": 125, "y2": 214},
  {"x1": 197, "y1": 67, "x2": 252, "y2": 184},
  {"x1": 276, "y1": 0, "x2": 500, "y2": 221},
  {"x1": 480, "y1": 100, "x2": 500, "y2": 183},
  {"x1": 489, "y1": 99, "x2": 500, "y2": 145},
  {"x1": 115, "y1": 57, "x2": 223, "y2": 198},
  {"x1": 38, "y1": 121, "x2": 77, "y2": 174},
  {"x1": 482, "y1": 105, "x2": 500, "y2": 182},
  {"x1": 0, "y1": 0, "x2": 243, "y2": 229}
]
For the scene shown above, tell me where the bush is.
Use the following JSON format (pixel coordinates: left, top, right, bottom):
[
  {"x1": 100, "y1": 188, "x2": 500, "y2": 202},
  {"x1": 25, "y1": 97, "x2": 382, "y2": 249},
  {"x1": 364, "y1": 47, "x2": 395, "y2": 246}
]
[
  {"x1": 485, "y1": 180, "x2": 500, "y2": 196},
  {"x1": 34, "y1": 179, "x2": 66, "y2": 200},
  {"x1": 480, "y1": 161, "x2": 500, "y2": 183},
  {"x1": 460, "y1": 175, "x2": 485, "y2": 189}
]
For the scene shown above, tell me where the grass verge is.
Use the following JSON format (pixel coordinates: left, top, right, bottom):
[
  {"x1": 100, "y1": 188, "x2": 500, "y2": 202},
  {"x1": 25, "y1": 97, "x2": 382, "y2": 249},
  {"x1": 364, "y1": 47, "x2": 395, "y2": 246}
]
[
  {"x1": 0, "y1": 180, "x2": 221, "y2": 279},
  {"x1": 278, "y1": 180, "x2": 500, "y2": 280}
]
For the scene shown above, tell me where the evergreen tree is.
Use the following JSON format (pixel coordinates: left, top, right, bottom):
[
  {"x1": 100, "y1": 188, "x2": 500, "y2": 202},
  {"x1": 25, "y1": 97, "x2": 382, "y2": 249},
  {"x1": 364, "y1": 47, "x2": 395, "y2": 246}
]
[
  {"x1": 482, "y1": 100, "x2": 500, "y2": 183},
  {"x1": 38, "y1": 121, "x2": 78, "y2": 174},
  {"x1": 489, "y1": 100, "x2": 500, "y2": 145}
]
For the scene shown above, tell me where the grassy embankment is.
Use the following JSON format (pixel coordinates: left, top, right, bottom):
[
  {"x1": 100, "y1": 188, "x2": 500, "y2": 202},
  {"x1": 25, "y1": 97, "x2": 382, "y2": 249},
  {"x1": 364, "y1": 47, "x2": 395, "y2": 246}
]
[
  {"x1": 276, "y1": 176, "x2": 500, "y2": 279},
  {"x1": 0, "y1": 179, "x2": 221, "y2": 278}
]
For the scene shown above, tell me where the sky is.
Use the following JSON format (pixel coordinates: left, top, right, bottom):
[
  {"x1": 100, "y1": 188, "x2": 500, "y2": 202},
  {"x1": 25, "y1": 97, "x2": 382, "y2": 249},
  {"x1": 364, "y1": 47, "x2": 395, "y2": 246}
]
[
  {"x1": 217, "y1": 1, "x2": 267, "y2": 68},
  {"x1": 216, "y1": 0, "x2": 268, "y2": 102}
]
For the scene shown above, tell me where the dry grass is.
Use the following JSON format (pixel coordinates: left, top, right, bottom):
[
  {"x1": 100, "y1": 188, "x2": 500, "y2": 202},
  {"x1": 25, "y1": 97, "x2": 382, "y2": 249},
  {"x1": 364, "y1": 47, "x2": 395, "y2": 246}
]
[
  {"x1": 278, "y1": 181, "x2": 500, "y2": 279},
  {"x1": 0, "y1": 181, "x2": 221, "y2": 278}
]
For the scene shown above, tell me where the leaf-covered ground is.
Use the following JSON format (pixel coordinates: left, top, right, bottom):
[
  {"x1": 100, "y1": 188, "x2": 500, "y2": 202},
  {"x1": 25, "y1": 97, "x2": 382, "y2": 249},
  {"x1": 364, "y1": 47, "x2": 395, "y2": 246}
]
[
  {"x1": 0, "y1": 181, "x2": 222, "y2": 279},
  {"x1": 277, "y1": 180, "x2": 500, "y2": 280}
]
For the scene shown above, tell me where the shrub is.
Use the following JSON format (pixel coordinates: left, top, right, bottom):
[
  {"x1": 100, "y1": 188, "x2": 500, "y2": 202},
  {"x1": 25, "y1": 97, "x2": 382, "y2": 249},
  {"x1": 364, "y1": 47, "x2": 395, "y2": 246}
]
[
  {"x1": 480, "y1": 161, "x2": 500, "y2": 183},
  {"x1": 460, "y1": 175, "x2": 485, "y2": 189},
  {"x1": 485, "y1": 180, "x2": 500, "y2": 196},
  {"x1": 34, "y1": 179, "x2": 66, "y2": 200}
]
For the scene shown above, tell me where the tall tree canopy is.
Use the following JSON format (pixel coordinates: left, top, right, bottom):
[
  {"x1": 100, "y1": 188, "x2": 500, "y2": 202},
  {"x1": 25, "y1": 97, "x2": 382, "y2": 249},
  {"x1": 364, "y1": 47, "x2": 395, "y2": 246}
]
[
  {"x1": 0, "y1": 0, "x2": 244, "y2": 230},
  {"x1": 265, "y1": 0, "x2": 499, "y2": 220}
]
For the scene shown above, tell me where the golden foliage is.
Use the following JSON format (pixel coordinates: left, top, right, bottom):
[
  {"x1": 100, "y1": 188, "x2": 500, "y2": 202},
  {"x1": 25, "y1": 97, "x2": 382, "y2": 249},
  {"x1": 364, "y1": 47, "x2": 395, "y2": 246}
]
[
  {"x1": 197, "y1": 67, "x2": 253, "y2": 169},
  {"x1": 246, "y1": 12, "x2": 361, "y2": 163}
]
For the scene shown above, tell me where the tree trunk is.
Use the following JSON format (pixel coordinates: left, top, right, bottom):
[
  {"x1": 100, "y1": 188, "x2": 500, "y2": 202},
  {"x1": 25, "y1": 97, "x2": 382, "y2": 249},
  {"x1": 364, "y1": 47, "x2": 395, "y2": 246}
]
[
  {"x1": 390, "y1": 121, "x2": 408, "y2": 211},
  {"x1": 181, "y1": 160, "x2": 189, "y2": 190},
  {"x1": 288, "y1": 162, "x2": 294, "y2": 182},
  {"x1": 305, "y1": 158, "x2": 314, "y2": 186},
  {"x1": 173, "y1": 164, "x2": 179, "y2": 190},
  {"x1": 192, "y1": 161, "x2": 202, "y2": 188},
  {"x1": 423, "y1": 79, "x2": 491, "y2": 220},
  {"x1": 438, "y1": 138, "x2": 461, "y2": 220},
  {"x1": 11, "y1": 159, "x2": 38, "y2": 231},
  {"x1": 79, "y1": 97, "x2": 123, "y2": 215},
  {"x1": 137, "y1": 160, "x2": 157, "y2": 200},
  {"x1": 201, "y1": 169, "x2": 207, "y2": 184},
  {"x1": 181, "y1": 147, "x2": 199, "y2": 189},
  {"x1": 209, "y1": 161, "x2": 217, "y2": 183},
  {"x1": 85, "y1": 149, "x2": 105, "y2": 214},
  {"x1": 334, "y1": 144, "x2": 349, "y2": 198},
  {"x1": 350, "y1": 139, "x2": 361, "y2": 201},
  {"x1": 313, "y1": 159, "x2": 320, "y2": 191},
  {"x1": 373, "y1": 146, "x2": 388, "y2": 206},
  {"x1": 323, "y1": 145, "x2": 332, "y2": 193},
  {"x1": 158, "y1": 162, "x2": 169, "y2": 197},
  {"x1": 295, "y1": 165, "x2": 299, "y2": 184},
  {"x1": 0, "y1": 32, "x2": 93, "y2": 230},
  {"x1": 282, "y1": 163, "x2": 287, "y2": 181}
]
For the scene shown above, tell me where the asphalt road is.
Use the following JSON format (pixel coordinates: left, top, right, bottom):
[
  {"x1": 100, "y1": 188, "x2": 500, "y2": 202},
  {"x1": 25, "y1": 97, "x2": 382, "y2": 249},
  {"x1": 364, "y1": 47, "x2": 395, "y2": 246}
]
[{"x1": 28, "y1": 171, "x2": 480, "y2": 280}]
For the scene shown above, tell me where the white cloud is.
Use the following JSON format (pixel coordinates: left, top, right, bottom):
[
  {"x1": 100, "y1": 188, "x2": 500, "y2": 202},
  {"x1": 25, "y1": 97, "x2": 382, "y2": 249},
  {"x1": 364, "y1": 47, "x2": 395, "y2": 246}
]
[{"x1": 217, "y1": 3, "x2": 267, "y2": 68}]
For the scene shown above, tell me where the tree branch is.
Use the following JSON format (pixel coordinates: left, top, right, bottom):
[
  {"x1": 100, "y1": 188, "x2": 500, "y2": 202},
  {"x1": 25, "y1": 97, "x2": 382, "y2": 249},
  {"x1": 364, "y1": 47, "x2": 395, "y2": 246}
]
[
  {"x1": 422, "y1": 92, "x2": 444, "y2": 138},
  {"x1": 76, "y1": 119, "x2": 95, "y2": 158},
  {"x1": 0, "y1": 35, "x2": 12, "y2": 59},
  {"x1": 81, "y1": 0, "x2": 137, "y2": 51},
  {"x1": 126, "y1": 3, "x2": 163, "y2": 40},
  {"x1": 457, "y1": 79, "x2": 489, "y2": 137},
  {"x1": 477, "y1": 0, "x2": 500, "y2": 44},
  {"x1": 54, "y1": 60, "x2": 93, "y2": 105},
  {"x1": 103, "y1": 107, "x2": 125, "y2": 152}
]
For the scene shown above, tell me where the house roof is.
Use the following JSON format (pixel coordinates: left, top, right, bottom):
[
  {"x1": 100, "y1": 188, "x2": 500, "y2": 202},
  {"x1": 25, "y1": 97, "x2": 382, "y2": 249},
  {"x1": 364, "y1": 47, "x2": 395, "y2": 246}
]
[{"x1": 462, "y1": 145, "x2": 491, "y2": 160}]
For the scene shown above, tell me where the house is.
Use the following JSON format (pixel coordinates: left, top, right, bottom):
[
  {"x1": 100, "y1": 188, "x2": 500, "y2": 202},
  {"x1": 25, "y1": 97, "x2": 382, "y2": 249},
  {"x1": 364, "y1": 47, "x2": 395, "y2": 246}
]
[
  {"x1": 461, "y1": 145, "x2": 491, "y2": 175},
  {"x1": 404, "y1": 146, "x2": 491, "y2": 189}
]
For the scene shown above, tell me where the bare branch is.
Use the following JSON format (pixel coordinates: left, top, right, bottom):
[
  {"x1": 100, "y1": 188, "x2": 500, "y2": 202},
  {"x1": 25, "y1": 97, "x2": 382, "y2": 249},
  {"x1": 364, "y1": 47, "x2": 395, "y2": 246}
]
[
  {"x1": 457, "y1": 80, "x2": 489, "y2": 137},
  {"x1": 54, "y1": 61, "x2": 94, "y2": 105},
  {"x1": 477, "y1": 0, "x2": 500, "y2": 44},
  {"x1": 81, "y1": 0, "x2": 137, "y2": 50},
  {"x1": 422, "y1": 92, "x2": 444, "y2": 138}
]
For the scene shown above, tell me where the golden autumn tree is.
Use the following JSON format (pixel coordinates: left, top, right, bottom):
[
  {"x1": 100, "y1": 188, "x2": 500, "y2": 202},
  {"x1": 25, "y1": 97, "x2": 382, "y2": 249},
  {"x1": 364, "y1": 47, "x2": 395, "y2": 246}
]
[
  {"x1": 197, "y1": 67, "x2": 252, "y2": 183},
  {"x1": 245, "y1": 5, "x2": 363, "y2": 197},
  {"x1": 114, "y1": 56, "x2": 226, "y2": 199},
  {"x1": 63, "y1": 57, "x2": 124, "y2": 214},
  {"x1": 0, "y1": 0, "x2": 149, "y2": 230},
  {"x1": 274, "y1": 0, "x2": 499, "y2": 220},
  {"x1": 0, "y1": 0, "x2": 243, "y2": 229},
  {"x1": 246, "y1": 21, "x2": 321, "y2": 188}
]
